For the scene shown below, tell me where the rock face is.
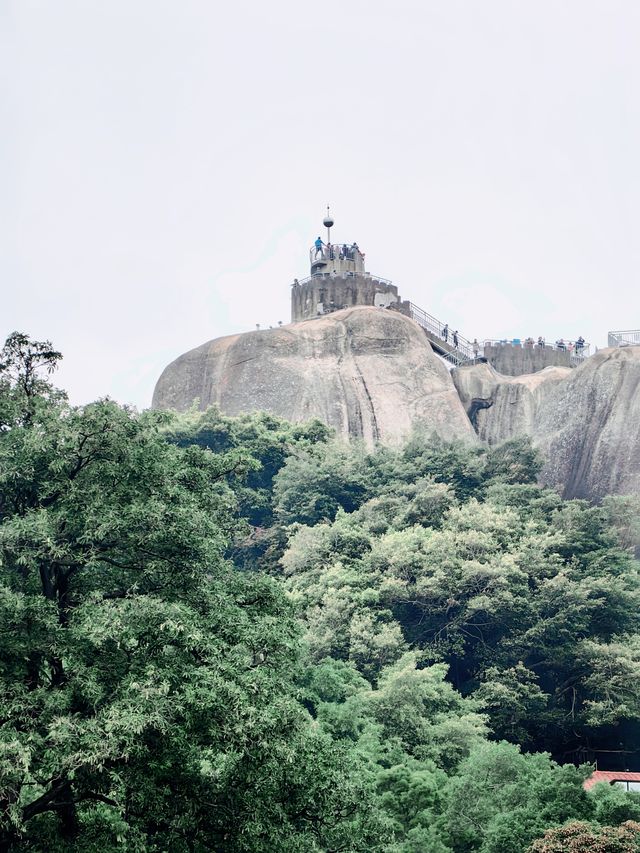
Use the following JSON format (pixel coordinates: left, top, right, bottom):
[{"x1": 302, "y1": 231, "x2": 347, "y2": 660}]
[
  {"x1": 153, "y1": 308, "x2": 640, "y2": 500},
  {"x1": 453, "y1": 362, "x2": 572, "y2": 444},
  {"x1": 453, "y1": 347, "x2": 640, "y2": 500},
  {"x1": 535, "y1": 346, "x2": 640, "y2": 500},
  {"x1": 152, "y1": 306, "x2": 477, "y2": 446}
]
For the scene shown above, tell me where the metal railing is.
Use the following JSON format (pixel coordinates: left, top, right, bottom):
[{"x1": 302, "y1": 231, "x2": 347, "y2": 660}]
[
  {"x1": 608, "y1": 330, "x2": 640, "y2": 347},
  {"x1": 310, "y1": 244, "x2": 364, "y2": 263},
  {"x1": 289, "y1": 279, "x2": 597, "y2": 372},
  {"x1": 406, "y1": 303, "x2": 475, "y2": 366},
  {"x1": 483, "y1": 338, "x2": 591, "y2": 359},
  {"x1": 292, "y1": 272, "x2": 394, "y2": 287}
]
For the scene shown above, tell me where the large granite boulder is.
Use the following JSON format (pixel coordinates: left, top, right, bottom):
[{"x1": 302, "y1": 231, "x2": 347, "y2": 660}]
[
  {"x1": 452, "y1": 362, "x2": 571, "y2": 444},
  {"x1": 152, "y1": 306, "x2": 477, "y2": 446},
  {"x1": 453, "y1": 347, "x2": 640, "y2": 499},
  {"x1": 534, "y1": 346, "x2": 640, "y2": 499}
]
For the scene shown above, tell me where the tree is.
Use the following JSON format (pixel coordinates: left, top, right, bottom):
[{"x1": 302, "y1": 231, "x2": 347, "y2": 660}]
[
  {"x1": 165, "y1": 407, "x2": 332, "y2": 529},
  {"x1": 527, "y1": 821, "x2": 640, "y2": 853},
  {"x1": 0, "y1": 331, "x2": 63, "y2": 427},
  {"x1": 274, "y1": 441, "x2": 374, "y2": 526},
  {"x1": 442, "y1": 742, "x2": 591, "y2": 853},
  {"x1": 280, "y1": 454, "x2": 640, "y2": 759},
  {"x1": 484, "y1": 437, "x2": 542, "y2": 485},
  {"x1": 474, "y1": 663, "x2": 549, "y2": 747},
  {"x1": 0, "y1": 336, "x2": 388, "y2": 851}
]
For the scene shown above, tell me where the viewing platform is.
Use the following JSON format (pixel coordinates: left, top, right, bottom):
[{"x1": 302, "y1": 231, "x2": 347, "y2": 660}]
[
  {"x1": 292, "y1": 215, "x2": 402, "y2": 322},
  {"x1": 310, "y1": 242, "x2": 366, "y2": 277},
  {"x1": 609, "y1": 329, "x2": 640, "y2": 347},
  {"x1": 482, "y1": 338, "x2": 591, "y2": 374}
]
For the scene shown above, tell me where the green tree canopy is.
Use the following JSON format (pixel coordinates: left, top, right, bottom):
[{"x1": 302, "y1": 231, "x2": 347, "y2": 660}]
[{"x1": 0, "y1": 336, "x2": 388, "y2": 851}]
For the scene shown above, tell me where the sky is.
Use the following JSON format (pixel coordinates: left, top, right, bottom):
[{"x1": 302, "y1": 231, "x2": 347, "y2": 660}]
[{"x1": 2, "y1": 0, "x2": 639, "y2": 408}]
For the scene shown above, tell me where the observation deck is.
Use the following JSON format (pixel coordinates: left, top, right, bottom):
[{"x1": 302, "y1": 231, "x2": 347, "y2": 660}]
[
  {"x1": 310, "y1": 242, "x2": 366, "y2": 277},
  {"x1": 608, "y1": 330, "x2": 640, "y2": 347},
  {"x1": 292, "y1": 231, "x2": 402, "y2": 322}
]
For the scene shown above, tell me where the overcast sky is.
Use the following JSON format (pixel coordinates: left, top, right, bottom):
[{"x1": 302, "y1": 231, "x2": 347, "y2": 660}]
[{"x1": 2, "y1": 0, "x2": 639, "y2": 408}]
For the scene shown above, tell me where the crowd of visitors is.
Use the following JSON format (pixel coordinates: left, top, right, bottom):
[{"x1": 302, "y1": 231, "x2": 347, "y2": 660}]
[
  {"x1": 516, "y1": 335, "x2": 587, "y2": 353},
  {"x1": 314, "y1": 238, "x2": 364, "y2": 262},
  {"x1": 436, "y1": 324, "x2": 588, "y2": 359}
]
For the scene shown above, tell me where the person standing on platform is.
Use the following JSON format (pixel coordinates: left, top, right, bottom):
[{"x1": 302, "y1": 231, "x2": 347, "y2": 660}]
[
  {"x1": 453, "y1": 330, "x2": 459, "y2": 349},
  {"x1": 442, "y1": 323, "x2": 449, "y2": 343}
]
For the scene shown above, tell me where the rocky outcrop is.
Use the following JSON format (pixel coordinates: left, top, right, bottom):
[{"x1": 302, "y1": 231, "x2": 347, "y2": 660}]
[
  {"x1": 453, "y1": 347, "x2": 640, "y2": 500},
  {"x1": 534, "y1": 346, "x2": 640, "y2": 500},
  {"x1": 453, "y1": 362, "x2": 571, "y2": 444},
  {"x1": 153, "y1": 306, "x2": 640, "y2": 500},
  {"x1": 152, "y1": 306, "x2": 477, "y2": 446}
]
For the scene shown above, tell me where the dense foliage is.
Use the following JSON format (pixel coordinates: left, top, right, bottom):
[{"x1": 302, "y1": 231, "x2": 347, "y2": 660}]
[{"x1": 2, "y1": 333, "x2": 640, "y2": 851}]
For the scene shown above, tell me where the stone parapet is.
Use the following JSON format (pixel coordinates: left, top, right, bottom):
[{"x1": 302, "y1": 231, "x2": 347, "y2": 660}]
[
  {"x1": 291, "y1": 273, "x2": 401, "y2": 323},
  {"x1": 483, "y1": 343, "x2": 573, "y2": 376}
]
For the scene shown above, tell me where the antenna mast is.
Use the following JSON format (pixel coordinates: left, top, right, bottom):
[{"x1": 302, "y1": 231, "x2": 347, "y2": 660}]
[{"x1": 323, "y1": 205, "x2": 334, "y2": 245}]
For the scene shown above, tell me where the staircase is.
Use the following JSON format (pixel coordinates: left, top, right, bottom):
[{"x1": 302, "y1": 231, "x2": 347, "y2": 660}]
[{"x1": 405, "y1": 302, "x2": 474, "y2": 367}]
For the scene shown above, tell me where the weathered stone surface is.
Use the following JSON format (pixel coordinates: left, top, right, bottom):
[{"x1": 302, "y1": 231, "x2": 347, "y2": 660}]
[
  {"x1": 291, "y1": 273, "x2": 402, "y2": 322},
  {"x1": 534, "y1": 346, "x2": 640, "y2": 500},
  {"x1": 454, "y1": 347, "x2": 640, "y2": 500},
  {"x1": 152, "y1": 306, "x2": 477, "y2": 446},
  {"x1": 453, "y1": 362, "x2": 571, "y2": 443}
]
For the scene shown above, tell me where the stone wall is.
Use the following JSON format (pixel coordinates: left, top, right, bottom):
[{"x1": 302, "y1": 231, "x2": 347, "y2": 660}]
[
  {"x1": 483, "y1": 343, "x2": 574, "y2": 376},
  {"x1": 291, "y1": 274, "x2": 401, "y2": 322}
]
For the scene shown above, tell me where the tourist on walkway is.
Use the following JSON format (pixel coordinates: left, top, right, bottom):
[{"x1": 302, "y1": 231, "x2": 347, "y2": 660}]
[
  {"x1": 314, "y1": 236, "x2": 323, "y2": 258},
  {"x1": 442, "y1": 323, "x2": 449, "y2": 342},
  {"x1": 453, "y1": 330, "x2": 459, "y2": 349},
  {"x1": 537, "y1": 336, "x2": 545, "y2": 347},
  {"x1": 576, "y1": 335, "x2": 585, "y2": 352},
  {"x1": 472, "y1": 338, "x2": 480, "y2": 358}
]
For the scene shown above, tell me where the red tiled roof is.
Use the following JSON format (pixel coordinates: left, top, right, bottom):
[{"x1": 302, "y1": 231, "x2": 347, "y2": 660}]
[{"x1": 584, "y1": 771, "x2": 640, "y2": 790}]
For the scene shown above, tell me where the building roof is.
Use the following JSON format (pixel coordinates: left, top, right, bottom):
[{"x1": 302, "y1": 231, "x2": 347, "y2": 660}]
[{"x1": 584, "y1": 771, "x2": 640, "y2": 790}]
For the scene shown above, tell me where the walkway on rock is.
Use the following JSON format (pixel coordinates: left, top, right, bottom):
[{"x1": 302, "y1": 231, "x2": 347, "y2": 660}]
[
  {"x1": 405, "y1": 302, "x2": 474, "y2": 366},
  {"x1": 406, "y1": 302, "x2": 591, "y2": 369}
]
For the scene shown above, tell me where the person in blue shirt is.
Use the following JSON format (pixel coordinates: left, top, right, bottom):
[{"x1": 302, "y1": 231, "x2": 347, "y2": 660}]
[{"x1": 314, "y1": 237, "x2": 323, "y2": 258}]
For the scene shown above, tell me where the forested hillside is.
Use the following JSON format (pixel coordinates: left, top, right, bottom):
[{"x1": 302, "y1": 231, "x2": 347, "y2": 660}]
[{"x1": 2, "y1": 334, "x2": 640, "y2": 852}]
